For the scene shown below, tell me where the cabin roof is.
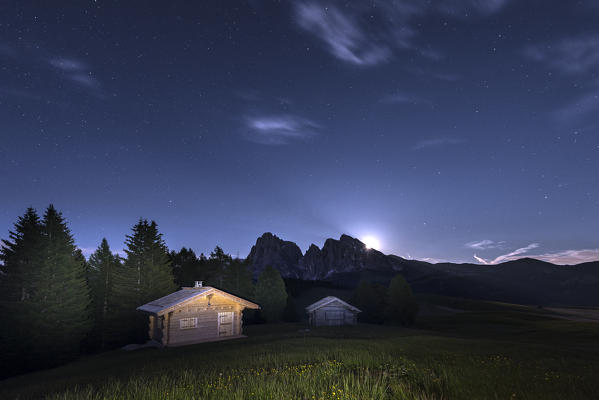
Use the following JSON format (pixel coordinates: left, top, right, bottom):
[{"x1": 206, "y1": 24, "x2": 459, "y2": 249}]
[
  {"x1": 136, "y1": 286, "x2": 260, "y2": 316},
  {"x1": 305, "y1": 296, "x2": 361, "y2": 313}
]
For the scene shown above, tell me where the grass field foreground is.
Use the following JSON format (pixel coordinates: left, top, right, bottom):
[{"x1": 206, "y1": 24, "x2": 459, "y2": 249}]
[{"x1": 1, "y1": 298, "x2": 598, "y2": 399}]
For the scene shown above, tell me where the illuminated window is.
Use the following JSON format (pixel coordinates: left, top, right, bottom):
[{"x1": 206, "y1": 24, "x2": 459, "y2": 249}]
[{"x1": 179, "y1": 317, "x2": 198, "y2": 329}]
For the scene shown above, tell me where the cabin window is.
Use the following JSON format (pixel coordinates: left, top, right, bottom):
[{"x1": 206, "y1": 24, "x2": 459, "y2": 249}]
[
  {"x1": 325, "y1": 311, "x2": 343, "y2": 320},
  {"x1": 179, "y1": 317, "x2": 198, "y2": 330}
]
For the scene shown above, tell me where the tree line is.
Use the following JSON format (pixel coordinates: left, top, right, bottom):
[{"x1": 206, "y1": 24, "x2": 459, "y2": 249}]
[
  {"x1": 352, "y1": 276, "x2": 418, "y2": 325},
  {"x1": 0, "y1": 205, "x2": 288, "y2": 378}
]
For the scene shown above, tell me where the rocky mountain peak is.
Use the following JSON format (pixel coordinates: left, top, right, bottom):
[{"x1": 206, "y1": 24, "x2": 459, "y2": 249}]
[
  {"x1": 247, "y1": 232, "x2": 303, "y2": 278},
  {"x1": 248, "y1": 232, "x2": 402, "y2": 280},
  {"x1": 339, "y1": 234, "x2": 365, "y2": 245},
  {"x1": 245, "y1": 232, "x2": 599, "y2": 306}
]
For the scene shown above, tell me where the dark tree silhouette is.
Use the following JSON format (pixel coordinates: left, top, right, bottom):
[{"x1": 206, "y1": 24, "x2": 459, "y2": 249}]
[
  {"x1": 30, "y1": 205, "x2": 92, "y2": 361},
  {"x1": 222, "y1": 258, "x2": 254, "y2": 300},
  {"x1": 112, "y1": 219, "x2": 176, "y2": 343},
  {"x1": 207, "y1": 246, "x2": 231, "y2": 287},
  {"x1": 87, "y1": 238, "x2": 121, "y2": 349},
  {"x1": 254, "y1": 265, "x2": 287, "y2": 322},
  {"x1": 169, "y1": 247, "x2": 206, "y2": 288},
  {"x1": 352, "y1": 279, "x2": 386, "y2": 323},
  {"x1": 386, "y1": 274, "x2": 418, "y2": 325},
  {"x1": 0, "y1": 207, "x2": 45, "y2": 375}
]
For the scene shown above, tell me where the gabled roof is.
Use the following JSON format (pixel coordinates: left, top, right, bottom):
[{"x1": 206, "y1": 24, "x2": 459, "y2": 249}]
[
  {"x1": 305, "y1": 296, "x2": 361, "y2": 313},
  {"x1": 137, "y1": 286, "x2": 259, "y2": 316}
]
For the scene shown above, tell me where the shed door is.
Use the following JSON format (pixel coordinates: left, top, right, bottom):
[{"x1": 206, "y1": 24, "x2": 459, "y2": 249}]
[{"x1": 218, "y1": 312, "x2": 234, "y2": 336}]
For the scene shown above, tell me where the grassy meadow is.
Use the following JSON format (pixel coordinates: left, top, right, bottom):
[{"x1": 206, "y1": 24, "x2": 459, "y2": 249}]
[{"x1": 1, "y1": 297, "x2": 598, "y2": 399}]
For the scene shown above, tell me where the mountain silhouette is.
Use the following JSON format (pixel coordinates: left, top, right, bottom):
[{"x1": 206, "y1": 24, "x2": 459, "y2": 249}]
[{"x1": 247, "y1": 233, "x2": 599, "y2": 306}]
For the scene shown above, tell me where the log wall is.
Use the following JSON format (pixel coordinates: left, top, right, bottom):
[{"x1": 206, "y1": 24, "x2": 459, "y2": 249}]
[{"x1": 163, "y1": 293, "x2": 243, "y2": 345}]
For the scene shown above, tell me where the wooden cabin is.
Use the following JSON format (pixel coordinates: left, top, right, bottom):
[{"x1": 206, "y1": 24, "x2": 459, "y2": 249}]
[
  {"x1": 137, "y1": 281, "x2": 259, "y2": 346},
  {"x1": 305, "y1": 296, "x2": 361, "y2": 326}
]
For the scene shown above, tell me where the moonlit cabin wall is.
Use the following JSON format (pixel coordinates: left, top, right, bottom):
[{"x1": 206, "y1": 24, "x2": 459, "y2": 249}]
[
  {"x1": 308, "y1": 301, "x2": 358, "y2": 326},
  {"x1": 170, "y1": 294, "x2": 242, "y2": 345},
  {"x1": 148, "y1": 293, "x2": 244, "y2": 346}
]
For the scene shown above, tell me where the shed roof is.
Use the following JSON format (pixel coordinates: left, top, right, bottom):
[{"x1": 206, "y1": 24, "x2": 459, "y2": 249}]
[
  {"x1": 305, "y1": 296, "x2": 361, "y2": 313},
  {"x1": 137, "y1": 286, "x2": 259, "y2": 316}
]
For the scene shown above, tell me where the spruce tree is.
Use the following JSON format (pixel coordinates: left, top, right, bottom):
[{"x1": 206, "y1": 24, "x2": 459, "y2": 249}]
[
  {"x1": 386, "y1": 274, "x2": 418, "y2": 325},
  {"x1": 207, "y1": 246, "x2": 231, "y2": 287},
  {"x1": 88, "y1": 238, "x2": 121, "y2": 349},
  {"x1": 0, "y1": 208, "x2": 43, "y2": 304},
  {"x1": 352, "y1": 280, "x2": 386, "y2": 323},
  {"x1": 169, "y1": 247, "x2": 206, "y2": 288},
  {"x1": 3, "y1": 205, "x2": 93, "y2": 369},
  {"x1": 113, "y1": 219, "x2": 176, "y2": 343},
  {"x1": 254, "y1": 266, "x2": 287, "y2": 322},
  {"x1": 0, "y1": 208, "x2": 44, "y2": 375},
  {"x1": 28, "y1": 205, "x2": 92, "y2": 362},
  {"x1": 222, "y1": 258, "x2": 254, "y2": 300}
]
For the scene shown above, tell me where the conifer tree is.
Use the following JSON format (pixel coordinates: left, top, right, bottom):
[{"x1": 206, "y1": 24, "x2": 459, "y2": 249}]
[
  {"x1": 26, "y1": 205, "x2": 92, "y2": 362},
  {"x1": 386, "y1": 274, "x2": 418, "y2": 325},
  {"x1": 222, "y1": 258, "x2": 254, "y2": 300},
  {"x1": 0, "y1": 208, "x2": 44, "y2": 375},
  {"x1": 113, "y1": 219, "x2": 176, "y2": 343},
  {"x1": 352, "y1": 279, "x2": 386, "y2": 323},
  {"x1": 88, "y1": 238, "x2": 121, "y2": 349},
  {"x1": 0, "y1": 208, "x2": 43, "y2": 304},
  {"x1": 254, "y1": 266, "x2": 287, "y2": 322},
  {"x1": 169, "y1": 247, "x2": 206, "y2": 288},
  {"x1": 2, "y1": 205, "x2": 93, "y2": 369},
  {"x1": 207, "y1": 246, "x2": 231, "y2": 287}
]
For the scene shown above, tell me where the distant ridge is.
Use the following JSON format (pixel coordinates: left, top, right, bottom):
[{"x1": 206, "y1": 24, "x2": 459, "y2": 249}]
[{"x1": 247, "y1": 233, "x2": 599, "y2": 306}]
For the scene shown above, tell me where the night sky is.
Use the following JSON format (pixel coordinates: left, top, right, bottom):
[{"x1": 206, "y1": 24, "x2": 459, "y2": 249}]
[{"x1": 1, "y1": 1, "x2": 598, "y2": 265}]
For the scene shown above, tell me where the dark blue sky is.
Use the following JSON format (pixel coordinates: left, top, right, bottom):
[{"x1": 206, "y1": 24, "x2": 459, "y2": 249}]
[{"x1": 1, "y1": 1, "x2": 598, "y2": 264}]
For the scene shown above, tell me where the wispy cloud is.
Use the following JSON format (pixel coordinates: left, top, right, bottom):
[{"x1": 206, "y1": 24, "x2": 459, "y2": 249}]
[
  {"x1": 474, "y1": 245, "x2": 599, "y2": 265},
  {"x1": 380, "y1": 93, "x2": 433, "y2": 107},
  {"x1": 49, "y1": 57, "x2": 102, "y2": 91},
  {"x1": 555, "y1": 91, "x2": 599, "y2": 122},
  {"x1": 527, "y1": 35, "x2": 599, "y2": 122},
  {"x1": 526, "y1": 35, "x2": 599, "y2": 75},
  {"x1": 420, "y1": 257, "x2": 450, "y2": 264},
  {"x1": 49, "y1": 58, "x2": 88, "y2": 72},
  {"x1": 0, "y1": 45, "x2": 104, "y2": 100},
  {"x1": 438, "y1": 0, "x2": 511, "y2": 16},
  {"x1": 474, "y1": 243, "x2": 540, "y2": 264},
  {"x1": 465, "y1": 240, "x2": 504, "y2": 250},
  {"x1": 473, "y1": 254, "x2": 488, "y2": 264},
  {"x1": 412, "y1": 137, "x2": 465, "y2": 150},
  {"x1": 244, "y1": 114, "x2": 321, "y2": 145},
  {"x1": 295, "y1": 3, "x2": 392, "y2": 66},
  {"x1": 69, "y1": 73, "x2": 100, "y2": 88},
  {"x1": 294, "y1": 1, "x2": 511, "y2": 67},
  {"x1": 531, "y1": 249, "x2": 599, "y2": 265}
]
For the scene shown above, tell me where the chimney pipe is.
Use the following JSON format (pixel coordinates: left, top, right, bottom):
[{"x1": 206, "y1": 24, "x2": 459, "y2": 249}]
[{"x1": 194, "y1": 280, "x2": 203, "y2": 288}]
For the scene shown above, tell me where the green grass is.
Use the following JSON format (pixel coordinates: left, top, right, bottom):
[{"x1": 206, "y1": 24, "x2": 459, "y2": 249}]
[{"x1": 2, "y1": 299, "x2": 599, "y2": 399}]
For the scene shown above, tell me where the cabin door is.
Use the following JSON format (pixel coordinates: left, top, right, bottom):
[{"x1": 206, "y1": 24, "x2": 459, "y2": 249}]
[{"x1": 218, "y1": 312, "x2": 234, "y2": 336}]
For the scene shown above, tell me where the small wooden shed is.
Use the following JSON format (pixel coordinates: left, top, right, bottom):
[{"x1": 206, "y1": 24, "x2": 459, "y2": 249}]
[
  {"x1": 137, "y1": 281, "x2": 259, "y2": 346},
  {"x1": 305, "y1": 296, "x2": 361, "y2": 326}
]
